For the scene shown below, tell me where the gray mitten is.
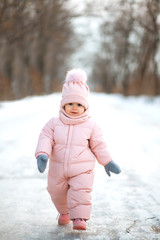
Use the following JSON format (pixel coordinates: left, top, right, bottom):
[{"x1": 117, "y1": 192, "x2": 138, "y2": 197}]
[
  {"x1": 104, "y1": 160, "x2": 121, "y2": 177},
  {"x1": 37, "y1": 154, "x2": 48, "y2": 173}
]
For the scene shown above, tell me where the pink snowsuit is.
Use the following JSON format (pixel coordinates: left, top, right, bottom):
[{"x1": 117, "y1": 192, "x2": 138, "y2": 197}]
[{"x1": 35, "y1": 111, "x2": 112, "y2": 220}]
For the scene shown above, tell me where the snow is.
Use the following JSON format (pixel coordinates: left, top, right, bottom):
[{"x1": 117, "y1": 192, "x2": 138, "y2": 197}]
[{"x1": 0, "y1": 93, "x2": 160, "y2": 240}]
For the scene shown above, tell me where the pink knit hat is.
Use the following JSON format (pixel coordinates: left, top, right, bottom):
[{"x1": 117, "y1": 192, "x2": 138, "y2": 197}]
[{"x1": 61, "y1": 69, "x2": 89, "y2": 109}]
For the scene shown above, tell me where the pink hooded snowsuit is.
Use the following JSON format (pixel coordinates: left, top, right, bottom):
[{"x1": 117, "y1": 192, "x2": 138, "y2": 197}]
[{"x1": 35, "y1": 69, "x2": 112, "y2": 220}]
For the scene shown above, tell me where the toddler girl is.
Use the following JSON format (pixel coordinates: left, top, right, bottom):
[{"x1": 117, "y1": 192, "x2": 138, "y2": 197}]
[{"x1": 35, "y1": 69, "x2": 121, "y2": 230}]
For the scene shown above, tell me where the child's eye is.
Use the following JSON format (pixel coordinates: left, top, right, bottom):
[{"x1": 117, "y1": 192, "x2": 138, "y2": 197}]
[
  {"x1": 69, "y1": 103, "x2": 73, "y2": 106},
  {"x1": 77, "y1": 104, "x2": 82, "y2": 107}
]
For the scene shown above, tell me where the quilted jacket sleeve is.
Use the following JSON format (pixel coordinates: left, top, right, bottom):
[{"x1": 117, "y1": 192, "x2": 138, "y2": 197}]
[
  {"x1": 89, "y1": 121, "x2": 112, "y2": 166},
  {"x1": 35, "y1": 118, "x2": 55, "y2": 158}
]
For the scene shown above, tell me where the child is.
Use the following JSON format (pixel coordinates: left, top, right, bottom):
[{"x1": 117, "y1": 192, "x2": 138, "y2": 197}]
[{"x1": 35, "y1": 69, "x2": 121, "y2": 230}]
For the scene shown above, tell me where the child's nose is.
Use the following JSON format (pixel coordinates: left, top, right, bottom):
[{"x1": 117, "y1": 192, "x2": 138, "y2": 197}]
[{"x1": 72, "y1": 104, "x2": 77, "y2": 109}]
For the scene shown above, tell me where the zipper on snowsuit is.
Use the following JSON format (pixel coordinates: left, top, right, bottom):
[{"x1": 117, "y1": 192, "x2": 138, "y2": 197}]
[{"x1": 63, "y1": 125, "x2": 73, "y2": 178}]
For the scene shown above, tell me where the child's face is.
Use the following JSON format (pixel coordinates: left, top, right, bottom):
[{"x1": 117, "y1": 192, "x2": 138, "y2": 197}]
[{"x1": 64, "y1": 102, "x2": 85, "y2": 116}]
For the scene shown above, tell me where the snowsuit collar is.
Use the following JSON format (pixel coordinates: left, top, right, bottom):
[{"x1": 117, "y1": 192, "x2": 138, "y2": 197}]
[{"x1": 59, "y1": 107, "x2": 90, "y2": 125}]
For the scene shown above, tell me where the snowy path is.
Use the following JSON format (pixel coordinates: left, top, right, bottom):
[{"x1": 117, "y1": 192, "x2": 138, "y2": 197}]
[{"x1": 0, "y1": 93, "x2": 160, "y2": 240}]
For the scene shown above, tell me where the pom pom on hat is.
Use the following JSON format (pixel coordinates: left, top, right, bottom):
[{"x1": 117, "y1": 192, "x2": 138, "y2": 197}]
[{"x1": 65, "y1": 68, "x2": 87, "y2": 83}]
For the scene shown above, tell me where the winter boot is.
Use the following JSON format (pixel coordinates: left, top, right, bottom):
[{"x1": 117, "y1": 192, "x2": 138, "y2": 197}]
[
  {"x1": 58, "y1": 213, "x2": 70, "y2": 225},
  {"x1": 73, "y1": 218, "x2": 86, "y2": 230}
]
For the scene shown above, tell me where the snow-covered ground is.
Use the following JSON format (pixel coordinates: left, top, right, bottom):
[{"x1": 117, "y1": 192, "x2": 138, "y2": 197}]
[{"x1": 0, "y1": 93, "x2": 160, "y2": 240}]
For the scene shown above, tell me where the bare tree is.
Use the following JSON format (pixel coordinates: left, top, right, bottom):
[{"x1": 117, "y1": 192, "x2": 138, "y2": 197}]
[
  {"x1": 0, "y1": 0, "x2": 77, "y2": 100},
  {"x1": 91, "y1": 0, "x2": 136, "y2": 95},
  {"x1": 133, "y1": 0, "x2": 160, "y2": 95},
  {"x1": 91, "y1": 0, "x2": 160, "y2": 96}
]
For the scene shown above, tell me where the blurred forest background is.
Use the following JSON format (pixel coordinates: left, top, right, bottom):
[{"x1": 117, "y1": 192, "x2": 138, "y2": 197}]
[{"x1": 0, "y1": 0, "x2": 160, "y2": 101}]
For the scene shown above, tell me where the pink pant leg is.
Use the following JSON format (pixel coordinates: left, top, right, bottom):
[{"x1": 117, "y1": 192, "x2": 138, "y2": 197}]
[
  {"x1": 67, "y1": 171, "x2": 94, "y2": 220},
  {"x1": 47, "y1": 163, "x2": 69, "y2": 214}
]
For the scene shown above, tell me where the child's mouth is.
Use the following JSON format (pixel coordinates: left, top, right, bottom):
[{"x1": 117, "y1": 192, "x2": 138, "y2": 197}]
[{"x1": 71, "y1": 111, "x2": 78, "y2": 114}]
